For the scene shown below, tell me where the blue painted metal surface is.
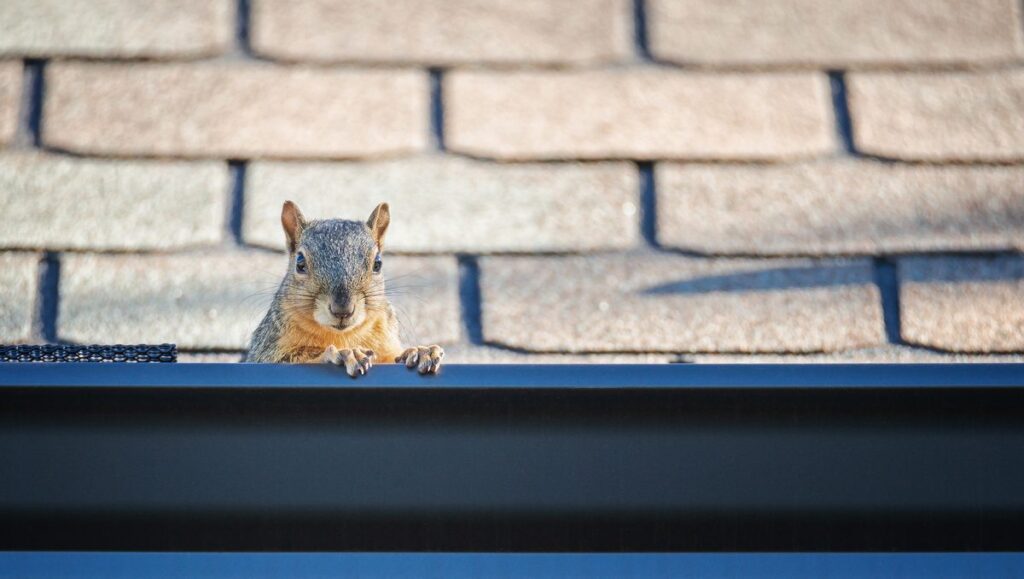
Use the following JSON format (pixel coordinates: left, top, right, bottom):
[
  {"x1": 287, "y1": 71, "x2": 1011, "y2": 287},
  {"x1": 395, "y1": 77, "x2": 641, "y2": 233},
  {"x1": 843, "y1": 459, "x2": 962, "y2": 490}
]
[
  {"x1": 1, "y1": 361, "x2": 1023, "y2": 389},
  {"x1": 2, "y1": 553, "x2": 1024, "y2": 579},
  {"x1": 1, "y1": 363, "x2": 1023, "y2": 551}
]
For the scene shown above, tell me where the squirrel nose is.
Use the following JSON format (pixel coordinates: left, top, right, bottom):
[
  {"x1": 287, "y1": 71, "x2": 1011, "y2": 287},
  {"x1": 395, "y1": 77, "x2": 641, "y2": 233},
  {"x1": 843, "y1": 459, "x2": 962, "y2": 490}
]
[{"x1": 329, "y1": 300, "x2": 356, "y2": 320}]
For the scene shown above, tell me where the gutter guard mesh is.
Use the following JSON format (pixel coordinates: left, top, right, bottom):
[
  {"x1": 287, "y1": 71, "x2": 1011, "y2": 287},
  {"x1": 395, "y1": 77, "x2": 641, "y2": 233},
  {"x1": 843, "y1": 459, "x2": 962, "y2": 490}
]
[{"x1": 0, "y1": 344, "x2": 177, "y2": 363}]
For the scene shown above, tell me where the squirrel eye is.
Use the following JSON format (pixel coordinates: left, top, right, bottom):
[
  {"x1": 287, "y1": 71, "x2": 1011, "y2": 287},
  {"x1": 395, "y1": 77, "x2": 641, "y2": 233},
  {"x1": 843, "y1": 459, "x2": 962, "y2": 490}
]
[
  {"x1": 295, "y1": 252, "x2": 307, "y2": 274},
  {"x1": 373, "y1": 254, "x2": 382, "y2": 273}
]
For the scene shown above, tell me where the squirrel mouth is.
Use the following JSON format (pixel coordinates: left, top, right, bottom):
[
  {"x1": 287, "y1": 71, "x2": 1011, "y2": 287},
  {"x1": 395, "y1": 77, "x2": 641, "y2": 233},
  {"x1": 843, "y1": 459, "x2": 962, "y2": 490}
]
[
  {"x1": 312, "y1": 295, "x2": 365, "y2": 330},
  {"x1": 329, "y1": 312, "x2": 365, "y2": 332}
]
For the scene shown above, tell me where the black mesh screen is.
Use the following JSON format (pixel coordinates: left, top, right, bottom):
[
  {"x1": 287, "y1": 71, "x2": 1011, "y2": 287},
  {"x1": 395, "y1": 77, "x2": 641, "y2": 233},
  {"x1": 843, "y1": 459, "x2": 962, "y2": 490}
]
[{"x1": 0, "y1": 344, "x2": 177, "y2": 363}]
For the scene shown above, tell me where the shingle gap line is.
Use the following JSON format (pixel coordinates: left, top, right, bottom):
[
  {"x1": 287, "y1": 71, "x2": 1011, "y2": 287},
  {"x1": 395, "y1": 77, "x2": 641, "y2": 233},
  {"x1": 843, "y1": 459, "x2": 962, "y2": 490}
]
[
  {"x1": 1019, "y1": 0, "x2": 1024, "y2": 45},
  {"x1": 235, "y1": 0, "x2": 254, "y2": 57},
  {"x1": 633, "y1": 0, "x2": 654, "y2": 61},
  {"x1": 429, "y1": 68, "x2": 446, "y2": 151},
  {"x1": 638, "y1": 161, "x2": 659, "y2": 248},
  {"x1": 874, "y1": 257, "x2": 904, "y2": 345},
  {"x1": 36, "y1": 251, "x2": 61, "y2": 344},
  {"x1": 457, "y1": 255, "x2": 485, "y2": 345},
  {"x1": 18, "y1": 59, "x2": 45, "y2": 148},
  {"x1": 828, "y1": 71, "x2": 857, "y2": 155},
  {"x1": 227, "y1": 161, "x2": 247, "y2": 247}
]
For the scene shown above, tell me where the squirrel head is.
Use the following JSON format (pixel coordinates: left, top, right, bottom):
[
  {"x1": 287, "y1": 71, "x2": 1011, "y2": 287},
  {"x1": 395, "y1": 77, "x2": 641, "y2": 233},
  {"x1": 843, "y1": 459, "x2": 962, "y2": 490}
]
[{"x1": 279, "y1": 200, "x2": 390, "y2": 333}]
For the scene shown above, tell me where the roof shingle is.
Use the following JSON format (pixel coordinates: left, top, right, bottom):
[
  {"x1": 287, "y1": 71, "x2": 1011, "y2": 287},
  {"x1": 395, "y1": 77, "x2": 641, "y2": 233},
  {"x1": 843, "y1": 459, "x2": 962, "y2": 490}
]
[
  {"x1": 0, "y1": 61, "x2": 21, "y2": 148},
  {"x1": 648, "y1": 0, "x2": 1024, "y2": 67},
  {"x1": 0, "y1": 0, "x2": 232, "y2": 59},
  {"x1": 0, "y1": 153, "x2": 227, "y2": 251},
  {"x1": 59, "y1": 253, "x2": 461, "y2": 350},
  {"x1": 245, "y1": 158, "x2": 640, "y2": 253},
  {"x1": 656, "y1": 161, "x2": 1024, "y2": 255},
  {"x1": 252, "y1": 0, "x2": 632, "y2": 65},
  {"x1": 848, "y1": 71, "x2": 1024, "y2": 162},
  {"x1": 480, "y1": 254, "x2": 884, "y2": 353},
  {"x1": 43, "y1": 63, "x2": 429, "y2": 159},
  {"x1": 899, "y1": 256, "x2": 1024, "y2": 353},
  {"x1": 0, "y1": 253, "x2": 38, "y2": 344},
  {"x1": 445, "y1": 70, "x2": 836, "y2": 161}
]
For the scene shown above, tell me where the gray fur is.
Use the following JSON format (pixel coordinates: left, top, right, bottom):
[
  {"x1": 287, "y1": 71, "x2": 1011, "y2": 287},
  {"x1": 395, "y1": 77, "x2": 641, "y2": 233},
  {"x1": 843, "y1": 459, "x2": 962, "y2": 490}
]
[
  {"x1": 244, "y1": 218, "x2": 387, "y2": 362},
  {"x1": 244, "y1": 287, "x2": 287, "y2": 362},
  {"x1": 301, "y1": 219, "x2": 377, "y2": 305}
]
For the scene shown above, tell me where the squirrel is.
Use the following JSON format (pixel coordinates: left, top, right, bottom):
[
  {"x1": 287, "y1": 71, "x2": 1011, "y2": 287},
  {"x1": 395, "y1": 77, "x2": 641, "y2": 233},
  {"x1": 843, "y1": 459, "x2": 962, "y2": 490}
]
[{"x1": 244, "y1": 201, "x2": 444, "y2": 377}]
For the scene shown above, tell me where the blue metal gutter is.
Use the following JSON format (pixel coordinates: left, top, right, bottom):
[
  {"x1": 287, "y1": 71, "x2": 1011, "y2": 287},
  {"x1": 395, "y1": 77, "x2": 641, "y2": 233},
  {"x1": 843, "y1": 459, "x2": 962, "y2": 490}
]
[{"x1": 1, "y1": 363, "x2": 1022, "y2": 551}]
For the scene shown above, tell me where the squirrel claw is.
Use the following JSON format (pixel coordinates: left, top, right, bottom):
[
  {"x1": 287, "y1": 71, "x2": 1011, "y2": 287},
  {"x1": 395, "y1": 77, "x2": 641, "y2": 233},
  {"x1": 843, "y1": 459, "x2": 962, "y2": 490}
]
[
  {"x1": 396, "y1": 345, "x2": 444, "y2": 375},
  {"x1": 321, "y1": 345, "x2": 375, "y2": 378}
]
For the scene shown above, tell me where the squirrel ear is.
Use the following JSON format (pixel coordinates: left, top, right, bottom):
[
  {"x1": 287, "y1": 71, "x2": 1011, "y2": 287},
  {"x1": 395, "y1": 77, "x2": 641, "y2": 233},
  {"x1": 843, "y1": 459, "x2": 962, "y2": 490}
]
[
  {"x1": 367, "y1": 202, "x2": 390, "y2": 247},
  {"x1": 281, "y1": 200, "x2": 306, "y2": 253}
]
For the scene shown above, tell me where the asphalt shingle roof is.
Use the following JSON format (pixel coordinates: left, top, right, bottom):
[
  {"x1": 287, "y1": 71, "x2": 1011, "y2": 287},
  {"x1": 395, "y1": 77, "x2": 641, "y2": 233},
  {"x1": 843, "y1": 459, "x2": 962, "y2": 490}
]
[{"x1": 0, "y1": 0, "x2": 1021, "y2": 363}]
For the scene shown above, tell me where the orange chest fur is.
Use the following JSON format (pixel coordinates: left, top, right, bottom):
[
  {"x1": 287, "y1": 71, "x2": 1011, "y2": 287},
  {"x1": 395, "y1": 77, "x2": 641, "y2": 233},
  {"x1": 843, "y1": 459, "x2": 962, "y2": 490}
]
[{"x1": 277, "y1": 314, "x2": 399, "y2": 363}]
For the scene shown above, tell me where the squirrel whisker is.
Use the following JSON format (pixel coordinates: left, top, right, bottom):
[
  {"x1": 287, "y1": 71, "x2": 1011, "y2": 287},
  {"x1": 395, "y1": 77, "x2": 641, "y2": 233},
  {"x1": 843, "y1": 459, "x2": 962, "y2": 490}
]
[{"x1": 244, "y1": 201, "x2": 444, "y2": 377}]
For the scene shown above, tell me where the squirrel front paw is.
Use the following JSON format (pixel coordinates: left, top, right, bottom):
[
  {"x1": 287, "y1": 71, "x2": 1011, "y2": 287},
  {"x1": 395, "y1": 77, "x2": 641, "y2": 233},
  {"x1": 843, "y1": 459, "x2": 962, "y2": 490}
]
[
  {"x1": 321, "y1": 345, "x2": 375, "y2": 377},
  {"x1": 396, "y1": 345, "x2": 444, "y2": 375}
]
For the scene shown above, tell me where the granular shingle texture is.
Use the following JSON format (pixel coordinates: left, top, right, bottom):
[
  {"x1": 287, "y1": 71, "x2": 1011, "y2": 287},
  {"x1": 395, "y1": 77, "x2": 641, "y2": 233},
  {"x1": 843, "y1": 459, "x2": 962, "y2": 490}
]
[
  {"x1": 0, "y1": 154, "x2": 227, "y2": 250},
  {"x1": 656, "y1": 161, "x2": 1024, "y2": 255},
  {"x1": 849, "y1": 71, "x2": 1024, "y2": 162},
  {"x1": 59, "y1": 253, "x2": 460, "y2": 351},
  {"x1": 245, "y1": 158, "x2": 639, "y2": 253},
  {"x1": 694, "y1": 346, "x2": 1024, "y2": 364},
  {"x1": 648, "y1": 0, "x2": 1024, "y2": 67},
  {"x1": 59, "y1": 252, "x2": 284, "y2": 350},
  {"x1": 0, "y1": 0, "x2": 232, "y2": 59},
  {"x1": 178, "y1": 352, "x2": 244, "y2": 363},
  {"x1": 445, "y1": 70, "x2": 835, "y2": 161},
  {"x1": 384, "y1": 257, "x2": 463, "y2": 347},
  {"x1": 0, "y1": 1, "x2": 1021, "y2": 364},
  {"x1": 899, "y1": 256, "x2": 1024, "y2": 353},
  {"x1": 442, "y1": 344, "x2": 672, "y2": 364},
  {"x1": 251, "y1": 0, "x2": 631, "y2": 65},
  {"x1": 0, "y1": 62, "x2": 20, "y2": 147},
  {"x1": 43, "y1": 63, "x2": 429, "y2": 159},
  {"x1": 0, "y1": 253, "x2": 38, "y2": 344},
  {"x1": 479, "y1": 254, "x2": 884, "y2": 353}
]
